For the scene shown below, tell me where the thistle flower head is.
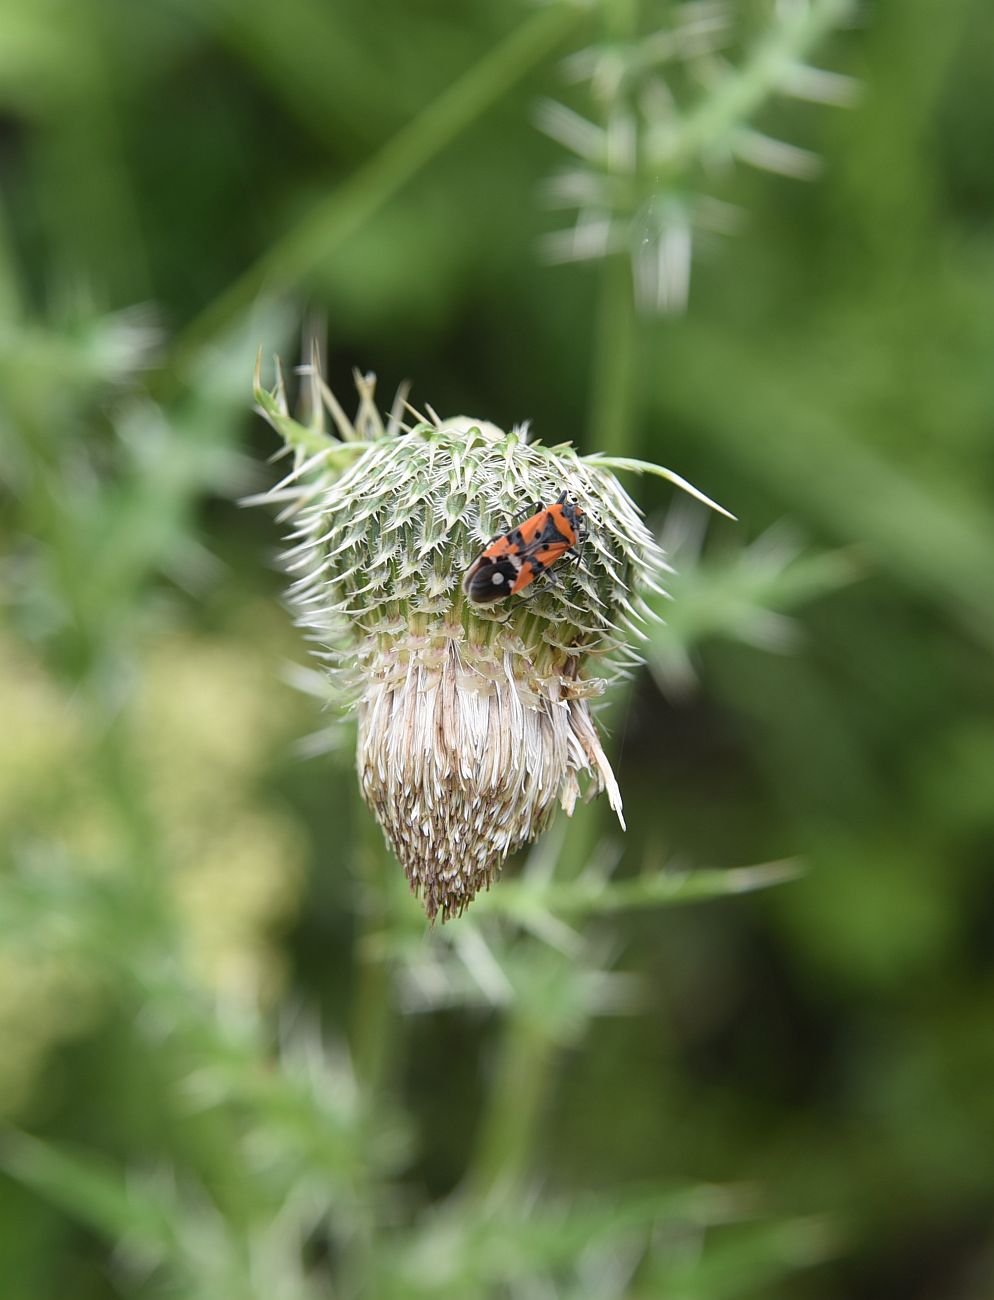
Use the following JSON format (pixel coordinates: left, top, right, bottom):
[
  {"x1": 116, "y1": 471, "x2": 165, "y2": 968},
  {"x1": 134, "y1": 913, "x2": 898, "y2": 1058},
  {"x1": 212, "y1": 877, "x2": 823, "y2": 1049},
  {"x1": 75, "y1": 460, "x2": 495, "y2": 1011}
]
[{"x1": 254, "y1": 362, "x2": 726, "y2": 921}]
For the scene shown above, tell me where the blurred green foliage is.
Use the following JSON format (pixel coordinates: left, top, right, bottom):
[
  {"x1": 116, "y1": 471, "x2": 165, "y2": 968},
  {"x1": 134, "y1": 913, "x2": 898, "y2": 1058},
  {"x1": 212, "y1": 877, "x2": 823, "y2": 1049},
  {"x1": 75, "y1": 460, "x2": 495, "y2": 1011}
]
[{"x1": 1, "y1": 0, "x2": 993, "y2": 1297}]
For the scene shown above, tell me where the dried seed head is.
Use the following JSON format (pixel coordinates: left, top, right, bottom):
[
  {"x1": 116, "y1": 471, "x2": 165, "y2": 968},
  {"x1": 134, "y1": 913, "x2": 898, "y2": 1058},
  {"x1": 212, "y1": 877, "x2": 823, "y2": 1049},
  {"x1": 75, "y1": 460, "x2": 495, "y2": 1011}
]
[{"x1": 254, "y1": 365, "x2": 719, "y2": 921}]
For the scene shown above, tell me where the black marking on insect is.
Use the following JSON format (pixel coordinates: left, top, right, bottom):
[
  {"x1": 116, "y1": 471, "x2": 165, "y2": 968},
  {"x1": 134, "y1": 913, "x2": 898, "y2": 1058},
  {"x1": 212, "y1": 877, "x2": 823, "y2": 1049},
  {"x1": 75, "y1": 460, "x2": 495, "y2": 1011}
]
[{"x1": 462, "y1": 491, "x2": 586, "y2": 603}]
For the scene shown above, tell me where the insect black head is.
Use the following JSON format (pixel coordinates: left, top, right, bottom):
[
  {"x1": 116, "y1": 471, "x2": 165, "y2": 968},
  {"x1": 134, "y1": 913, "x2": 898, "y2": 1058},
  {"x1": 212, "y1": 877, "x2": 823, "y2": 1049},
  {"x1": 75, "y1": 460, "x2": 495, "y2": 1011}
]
[{"x1": 556, "y1": 492, "x2": 583, "y2": 531}]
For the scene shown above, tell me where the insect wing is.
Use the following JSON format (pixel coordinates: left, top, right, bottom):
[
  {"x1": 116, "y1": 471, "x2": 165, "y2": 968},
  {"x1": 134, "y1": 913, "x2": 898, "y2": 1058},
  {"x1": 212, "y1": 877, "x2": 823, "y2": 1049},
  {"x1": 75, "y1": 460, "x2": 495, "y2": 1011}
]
[
  {"x1": 509, "y1": 538, "x2": 571, "y2": 593},
  {"x1": 462, "y1": 552, "x2": 521, "y2": 602}
]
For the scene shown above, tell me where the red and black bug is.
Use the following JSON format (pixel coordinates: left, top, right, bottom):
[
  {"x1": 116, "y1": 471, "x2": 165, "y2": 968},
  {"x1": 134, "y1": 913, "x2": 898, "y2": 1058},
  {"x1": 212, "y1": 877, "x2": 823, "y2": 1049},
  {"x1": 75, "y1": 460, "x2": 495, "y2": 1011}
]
[{"x1": 462, "y1": 491, "x2": 585, "y2": 603}]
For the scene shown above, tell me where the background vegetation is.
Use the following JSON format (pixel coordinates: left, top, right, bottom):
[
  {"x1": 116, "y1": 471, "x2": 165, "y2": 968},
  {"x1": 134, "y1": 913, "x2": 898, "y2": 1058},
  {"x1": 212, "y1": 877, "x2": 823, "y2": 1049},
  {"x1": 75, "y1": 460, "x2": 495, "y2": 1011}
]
[{"x1": 2, "y1": 0, "x2": 993, "y2": 1296}]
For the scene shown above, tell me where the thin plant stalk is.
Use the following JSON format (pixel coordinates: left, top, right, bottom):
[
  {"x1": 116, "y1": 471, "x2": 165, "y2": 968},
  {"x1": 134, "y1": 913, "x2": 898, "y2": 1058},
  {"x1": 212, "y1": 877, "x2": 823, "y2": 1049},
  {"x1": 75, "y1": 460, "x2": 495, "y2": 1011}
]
[
  {"x1": 173, "y1": 4, "x2": 584, "y2": 369},
  {"x1": 589, "y1": 252, "x2": 641, "y2": 458},
  {"x1": 346, "y1": 800, "x2": 402, "y2": 1296},
  {"x1": 350, "y1": 803, "x2": 398, "y2": 1099},
  {"x1": 587, "y1": 0, "x2": 642, "y2": 459},
  {"x1": 465, "y1": 1006, "x2": 558, "y2": 1203}
]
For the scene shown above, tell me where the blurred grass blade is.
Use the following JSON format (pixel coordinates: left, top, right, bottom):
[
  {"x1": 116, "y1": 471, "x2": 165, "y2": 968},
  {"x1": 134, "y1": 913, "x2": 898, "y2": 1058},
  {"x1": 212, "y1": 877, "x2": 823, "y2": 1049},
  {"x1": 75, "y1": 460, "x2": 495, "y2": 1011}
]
[
  {"x1": 175, "y1": 3, "x2": 583, "y2": 367},
  {"x1": 0, "y1": 1128, "x2": 177, "y2": 1257},
  {"x1": 656, "y1": 327, "x2": 994, "y2": 649},
  {"x1": 648, "y1": 1214, "x2": 843, "y2": 1298}
]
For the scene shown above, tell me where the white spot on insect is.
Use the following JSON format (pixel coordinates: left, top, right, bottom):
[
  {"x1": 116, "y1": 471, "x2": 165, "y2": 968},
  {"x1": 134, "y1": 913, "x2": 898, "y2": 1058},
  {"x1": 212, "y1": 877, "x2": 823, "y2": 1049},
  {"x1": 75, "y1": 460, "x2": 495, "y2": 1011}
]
[{"x1": 491, "y1": 572, "x2": 505, "y2": 585}]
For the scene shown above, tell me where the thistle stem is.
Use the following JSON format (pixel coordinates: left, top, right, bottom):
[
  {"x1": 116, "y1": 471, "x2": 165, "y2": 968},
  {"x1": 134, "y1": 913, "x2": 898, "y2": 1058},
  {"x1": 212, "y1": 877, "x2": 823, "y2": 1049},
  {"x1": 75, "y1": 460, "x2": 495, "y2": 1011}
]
[
  {"x1": 588, "y1": 252, "x2": 640, "y2": 458},
  {"x1": 350, "y1": 807, "x2": 396, "y2": 1099},
  {"x1": 587, "y1": 0, "x2": 642, "y2": 459},
  {"x1": 465, "y1": 1011, "x2": 555, "y2": 1202},
  {"x1": 344, "y1": 808, "x2": 399, "y2": 1296}
]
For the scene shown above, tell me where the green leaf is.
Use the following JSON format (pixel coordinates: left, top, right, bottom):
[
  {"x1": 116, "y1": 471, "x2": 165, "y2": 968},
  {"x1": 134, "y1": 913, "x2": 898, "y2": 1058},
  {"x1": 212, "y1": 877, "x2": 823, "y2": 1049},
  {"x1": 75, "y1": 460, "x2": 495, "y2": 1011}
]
[
  {"x1": 470, "y1": 860, "x2": 804, "y2": 923},
  {"x1": 584, "y1": 455, "x2": 737, "y2": 519}
]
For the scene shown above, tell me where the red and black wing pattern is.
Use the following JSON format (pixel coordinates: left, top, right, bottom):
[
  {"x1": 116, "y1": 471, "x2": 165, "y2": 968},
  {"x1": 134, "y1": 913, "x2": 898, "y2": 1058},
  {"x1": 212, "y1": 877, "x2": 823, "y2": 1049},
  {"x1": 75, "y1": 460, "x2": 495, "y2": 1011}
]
[{"x1": 462, "y1": 492, "x2": 584, "y2": 603}]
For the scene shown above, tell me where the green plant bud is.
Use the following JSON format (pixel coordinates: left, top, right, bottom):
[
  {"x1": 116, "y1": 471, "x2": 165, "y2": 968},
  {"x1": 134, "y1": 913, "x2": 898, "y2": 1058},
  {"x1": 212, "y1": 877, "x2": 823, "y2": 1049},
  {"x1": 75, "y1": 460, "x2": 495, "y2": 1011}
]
[{"x1": 254, "y1": 363, "x2": 727, "y2": 921}]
